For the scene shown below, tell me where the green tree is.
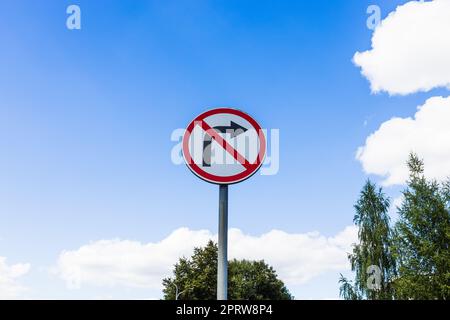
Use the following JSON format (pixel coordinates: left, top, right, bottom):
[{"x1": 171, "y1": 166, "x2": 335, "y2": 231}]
[
  {"x1": 162, "y1": 241, "x2": 292, "y2": 300},
  {"x1": 229, "y1": 259, "x2": 292, "y2": 300},
  {"x1": 339, "y1": 180, "x2": 396, "y2": 300},
  {"x1": 392, "y1": 154, "x2": 450, "y2": 299}
]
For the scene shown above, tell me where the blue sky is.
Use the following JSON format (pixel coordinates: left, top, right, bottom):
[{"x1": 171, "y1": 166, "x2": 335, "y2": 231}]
[{"x1": 1, "y1": 0, "x2": 447, "y2": 299}]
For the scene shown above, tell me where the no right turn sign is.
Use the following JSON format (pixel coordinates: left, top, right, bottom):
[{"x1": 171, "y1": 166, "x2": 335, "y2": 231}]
[{"x1": 182, "y1": 108, "x2": 266, "y2": 185}]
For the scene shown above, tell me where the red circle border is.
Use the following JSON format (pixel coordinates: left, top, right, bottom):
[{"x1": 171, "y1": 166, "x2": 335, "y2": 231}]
[{"x1": 182, "y1": 108, "x2": 267, "y2": 185}]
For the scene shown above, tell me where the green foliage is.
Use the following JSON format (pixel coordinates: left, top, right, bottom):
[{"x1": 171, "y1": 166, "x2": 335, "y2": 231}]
[
  {"x1": 162, "y1": 241, "x2": 292, "y2": 300},
  {"x1": 229, "y1": 259, "x2": 292, "y2": 300},
  {"x1": 340, "y1": 180, "x2": 396, "y2": 300},
  {"x1": 338, "y1": 274, "x2": 358, "y2": 300},
  {"x1": 162, "y1": 240, "x2": 217, "y2": 300},
  {"x1": 392, "y1": 154, "x2": 450, "y2": 299},
  {"x1": 341, "y1": 153, "x2": 450, "y2": 300}
]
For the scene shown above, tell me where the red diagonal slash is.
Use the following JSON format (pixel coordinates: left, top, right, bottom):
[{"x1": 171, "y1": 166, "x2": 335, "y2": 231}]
[{"x1": 196, "y1": 120, "x2": 253, "y2": 170}]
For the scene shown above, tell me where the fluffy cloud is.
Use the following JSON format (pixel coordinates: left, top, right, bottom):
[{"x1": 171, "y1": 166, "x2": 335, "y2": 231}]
[
  {"x1": 229, "y1": 226, "x2": 357, "y2": 285},
  {"x1": 357, "y1": 96, "x2": 450, "y2": 185},
  {"x1": 56, "y1": 226, "x2": 357, "y2": 290},
  {"x1": 56, "y1": 228, "x2": 212, "y2": 289},
  {"x1": 0, "y1": 257, "x2": 30, "y2": 299},
  {"x1": 354, "y1": 0, "x2": 450, "y2": 95}
]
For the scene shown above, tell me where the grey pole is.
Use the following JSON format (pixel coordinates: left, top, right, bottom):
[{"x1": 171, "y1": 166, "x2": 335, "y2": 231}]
[{"x1": 217, "y1": 184, "x2": 228, "y2": 300}]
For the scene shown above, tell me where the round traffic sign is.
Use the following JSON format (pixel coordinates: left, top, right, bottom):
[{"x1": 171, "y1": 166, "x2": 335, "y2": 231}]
[{"x1": 182, "y1": 108, "x2": 266, "y2": 185}]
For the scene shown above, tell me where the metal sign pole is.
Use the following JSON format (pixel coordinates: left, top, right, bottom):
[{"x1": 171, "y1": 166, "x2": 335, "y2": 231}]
[
  {"x1": 217, "y1": 184, "x2": 228, "y2": 300},
  {"x1": 182, "y1": 108, "x2": 266, "y2": 300}
]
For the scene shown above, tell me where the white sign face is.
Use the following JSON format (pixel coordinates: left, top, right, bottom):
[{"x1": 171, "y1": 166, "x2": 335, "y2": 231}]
[{"x1": 182, "y1": 108, "x2": 266, "y2": 185}]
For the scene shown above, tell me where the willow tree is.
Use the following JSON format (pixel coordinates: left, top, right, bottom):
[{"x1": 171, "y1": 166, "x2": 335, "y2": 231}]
[{"x1": 340, "y1": 180, "x2": 396, "y2": 300}]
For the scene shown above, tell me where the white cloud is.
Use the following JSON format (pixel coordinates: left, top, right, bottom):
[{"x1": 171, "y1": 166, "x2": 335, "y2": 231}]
[
  {"x1": 357, "y1": 96, "x2": 450, "y2": 185},
  {"x1": 56, "y1": 228, "x2": 212, "y2": 289},
  {"x1": 354, "y1": 0, "x2": 450, "y2": 95},
  {"x1": 393, "y1": 195, "x2": 404, "y2": 210},
  {"x1": 55, "y1": 226, "x2": 357, "y2": 291},
  {"x1": 0, "y1": 257, "x2": 30, "y2": 299},
  {"x1": 229, "y1": 226, "x2": 357, "y2": 285}
]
